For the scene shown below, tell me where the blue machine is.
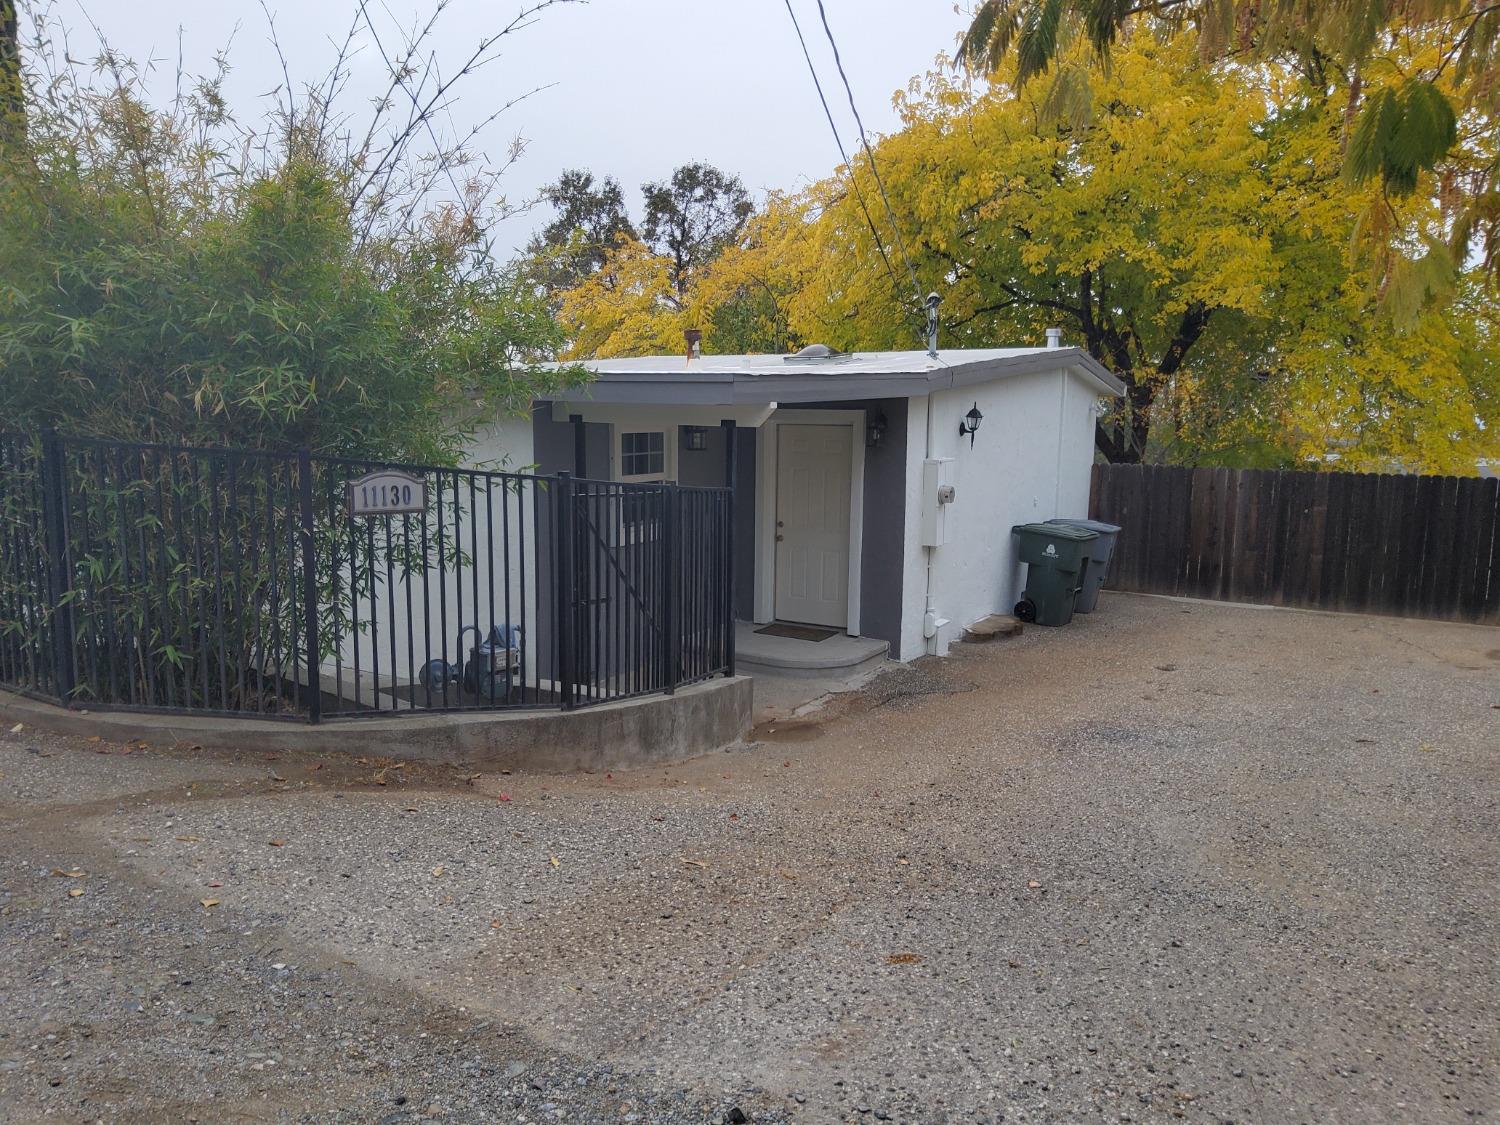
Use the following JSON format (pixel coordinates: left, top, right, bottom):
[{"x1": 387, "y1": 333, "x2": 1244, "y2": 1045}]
[
  {"x1": 415, "y1": 624, "x2": 521, "y2": 704},
  {"x1": 459, "y1": 624, "x2": 522, "y2": 703}
]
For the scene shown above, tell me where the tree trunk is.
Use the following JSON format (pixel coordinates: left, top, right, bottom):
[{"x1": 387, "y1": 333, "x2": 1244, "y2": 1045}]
[{"x1": 1087, "y1": 301, "x2": 1213, "y2": 464}]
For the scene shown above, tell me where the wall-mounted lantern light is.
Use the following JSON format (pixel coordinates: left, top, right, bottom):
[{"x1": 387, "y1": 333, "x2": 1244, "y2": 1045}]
[
  {"x1": 866, "y1": 410, "x2": 888, "y2": 449},
  {"x1": 959, "y1": 402, "x2": 983, "y2": 447},
  {"x1": 684, "y1": 426, "x2": 708, "y2": 451}
]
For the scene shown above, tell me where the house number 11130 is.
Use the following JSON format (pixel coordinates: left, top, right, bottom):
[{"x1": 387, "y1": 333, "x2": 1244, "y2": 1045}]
[{"x1": 345, "y1": 470, "x2": 427, "y2": 517}]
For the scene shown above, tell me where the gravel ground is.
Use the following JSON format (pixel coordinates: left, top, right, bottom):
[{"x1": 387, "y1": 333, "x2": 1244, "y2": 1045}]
[{"x1": 2, "y1": 592, "x2": 1497, "y2": 1124}]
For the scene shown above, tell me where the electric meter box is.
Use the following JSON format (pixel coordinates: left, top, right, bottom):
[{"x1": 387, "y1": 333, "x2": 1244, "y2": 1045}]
[{"x1": 921, "y1": 457, "x2": 956, "y2": 546}]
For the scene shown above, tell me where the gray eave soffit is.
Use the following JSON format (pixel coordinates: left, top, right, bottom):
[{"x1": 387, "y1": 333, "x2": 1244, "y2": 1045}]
[{"x1": 541, "y1": 348, "x2": 1126, "y2": 407}]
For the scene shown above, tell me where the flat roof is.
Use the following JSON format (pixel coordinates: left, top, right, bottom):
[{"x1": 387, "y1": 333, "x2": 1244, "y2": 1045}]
[{"x1": 540, "y1": 347, "x2": 1125, "y2": 405}]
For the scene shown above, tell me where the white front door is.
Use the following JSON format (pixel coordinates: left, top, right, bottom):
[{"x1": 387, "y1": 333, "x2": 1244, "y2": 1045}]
[{"x1": 774, "y1": 424, "x2": 852, "y2": 628}]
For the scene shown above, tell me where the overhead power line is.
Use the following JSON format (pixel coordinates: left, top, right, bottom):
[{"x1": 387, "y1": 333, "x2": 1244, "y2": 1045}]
[
  {"x1": 812, "y1": 0, "x2": 924, "y2": 310},
  {"x1": 780, "y1": 0, "x2": 923, "y2": 331}
]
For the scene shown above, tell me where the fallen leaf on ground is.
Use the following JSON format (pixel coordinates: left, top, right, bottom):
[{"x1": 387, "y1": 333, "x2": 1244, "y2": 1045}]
[
  {"x1": 404, "y1": 806, "x2": 419, "y2": 813},
  {"x1": 51, "y1": 868, "x2": 86, "y2": 878},
  {"x1": 489, "y1": 919, "x2": 504, "y2": 930},
  {"x1": 497, "y1": 793, "x2": 512, "y2": 803},
  {"x1": 270, "y1": 773, "x2": 287, "y2": 783},
  {"x1": 1027, "y1": 880, "x2": 1042, "y2": 889},
  {"x1": 682, "y1": 858, "x2": 708, "y2": 869},
  {"x1": 9, "y1": 722, "x2": 23, "y2": 733},
  {"x1": 67, "y1": 888, "x2": 84, "y2": 898},
  {"x1": 431, "y1": 865, "x2": 444, "y2": 877},
  {"x1": 200, "y1": 898, "x2": 219, "y2": 909},
  {"x1": 887, "y1": 952, "x2": 922, "y2": 965},
  {"x1": 175, "y1": 835, "x2": 200, "y2": 843},
  {"x1": 307, "y1": 763, "x2": 323, "y2": 771},
  {"x1": 897, "y1": 858, "x2": 909, "y2": 865},
  {"x1": 87, "y1": 735, "x2": 101, "y2": 743},
  {"x1": 728, "y1": 812, "x2": 739, "y2": 821},
  {"x1": 779, "y1": 869, "x2": 798, "y2": 880},
  {"x1": 549, "y1": 855, "x2": 560, "y2": 867},
  {"x1": 267, "y1": 839, "x2": 286, "y2": 847},
  {"x1": 207, "y1": 881, "x2": 222, "y2": 888}
]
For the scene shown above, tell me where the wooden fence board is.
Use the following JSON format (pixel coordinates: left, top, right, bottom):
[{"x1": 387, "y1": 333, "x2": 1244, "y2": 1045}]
[{"x1": 1089, "y1": 465, "x2": 1499, "y2": 625}]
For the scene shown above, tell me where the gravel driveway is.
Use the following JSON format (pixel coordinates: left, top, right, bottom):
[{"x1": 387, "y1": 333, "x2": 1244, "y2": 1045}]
[{"x1": 2, "y1": 592, "x2": 1496, "y2": 1124}]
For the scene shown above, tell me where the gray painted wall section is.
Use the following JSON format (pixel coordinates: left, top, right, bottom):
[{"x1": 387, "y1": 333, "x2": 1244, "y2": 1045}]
[
  {"x1": 532, "y1": 405, "x2": 610, "y2": 477},
  {"x1": 677, "y1": 425, "x2": 757, "y2": 620},
  {"x1": 535, "y1": 408, "x2": 757, "y2": 620}
]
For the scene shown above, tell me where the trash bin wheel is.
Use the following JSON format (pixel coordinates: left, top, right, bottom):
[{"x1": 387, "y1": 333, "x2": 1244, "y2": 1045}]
[{"x1": 1014, "y1": 598, "x2": 1037, "y2": 623}]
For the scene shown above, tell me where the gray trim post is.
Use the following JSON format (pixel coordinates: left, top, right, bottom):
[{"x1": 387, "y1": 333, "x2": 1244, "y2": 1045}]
[
  {"x1": 721, "y1": 419, "x2": 737, "y2": 678},
  {"x1": 296, "y1": 449, "x2": 321, "y2": 723},
  {"x1": 663, "y1": 483, "x2": 679, "y2": 694},
  {"x1": 569, "y1": 413, "x2": 587, "y2": 478},
  {"x1": 554, "y1": 472, "x2": 576, "y2": 709}
]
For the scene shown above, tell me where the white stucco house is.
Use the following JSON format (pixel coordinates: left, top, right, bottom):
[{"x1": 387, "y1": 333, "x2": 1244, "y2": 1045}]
[{"x1": 461, "y1": 337, "x2": 1123, "y2": 671}]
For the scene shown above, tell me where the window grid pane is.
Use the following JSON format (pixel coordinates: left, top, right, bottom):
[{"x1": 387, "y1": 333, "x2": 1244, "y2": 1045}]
[{"x1": 621, "y1": 432, "x2": 665, "y2": 477}]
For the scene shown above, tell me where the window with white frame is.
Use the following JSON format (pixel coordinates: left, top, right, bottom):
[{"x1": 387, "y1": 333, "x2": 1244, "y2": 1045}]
[{"x1": 615, "y1": 429, "x2": 672, "y2": 482}]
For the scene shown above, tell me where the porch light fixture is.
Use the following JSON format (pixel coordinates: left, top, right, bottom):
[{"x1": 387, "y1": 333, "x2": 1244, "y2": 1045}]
[
  {"x1": 959, "y1": 402, "x2": 983, "y2": 447},
  {"x1": 866, "y1": 410, "x2": 888, "y2": 449},
  {"x1": 684, "y1": 426, "x2": 708, "y2": 451}
]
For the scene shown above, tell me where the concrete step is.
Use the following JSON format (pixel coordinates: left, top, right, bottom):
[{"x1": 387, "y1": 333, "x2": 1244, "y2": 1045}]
[
  {"x1": 735, "y1": 622, "x2": 889, "y2": 680},
  {"x1": 963, "y1": 614, "x2": 1024, "y2": 643}
]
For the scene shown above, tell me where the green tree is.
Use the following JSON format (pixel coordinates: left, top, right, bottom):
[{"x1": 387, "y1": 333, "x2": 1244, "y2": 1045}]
[
  {"x1": 0, "y1": 2, "x2": 580, "y2": 462},
  {"x1": 957, "y1": 0, "x2": 1499, "y2": 289},
  {"x1": 0, "y1": 0, "x2": 20, "y2": 146},
  {"x1": 641, "y1": 162, "x2": 754, "y2": 303},
  {"x1": 525, "y1": 169, "x2": 636, "y2": 298}
]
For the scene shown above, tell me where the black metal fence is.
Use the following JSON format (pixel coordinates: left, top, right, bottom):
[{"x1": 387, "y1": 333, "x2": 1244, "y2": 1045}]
[{"x1": 0, "y1": 432, "x2": 735, "y2": 722}]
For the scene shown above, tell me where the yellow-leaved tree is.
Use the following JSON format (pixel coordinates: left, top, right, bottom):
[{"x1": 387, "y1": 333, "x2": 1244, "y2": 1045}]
[{"x1": 555, "y1": 33, "x2": 1497, "y2": 472}]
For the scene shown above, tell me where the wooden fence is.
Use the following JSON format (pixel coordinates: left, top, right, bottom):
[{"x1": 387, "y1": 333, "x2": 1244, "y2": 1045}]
[{"x1": 1088, "y1": 465, "x2": 1500, "y2": 625}]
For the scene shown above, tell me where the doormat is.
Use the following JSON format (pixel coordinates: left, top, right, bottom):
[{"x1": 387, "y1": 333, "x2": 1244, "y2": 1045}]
[{"x1": 755, "y1": 622, "x2": 839, "y2": 642}]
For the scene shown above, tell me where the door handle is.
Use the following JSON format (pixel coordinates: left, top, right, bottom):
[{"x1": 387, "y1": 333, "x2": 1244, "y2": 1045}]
[{"x1": 775, "y1": 534, "x2": 784, "y2": 541}]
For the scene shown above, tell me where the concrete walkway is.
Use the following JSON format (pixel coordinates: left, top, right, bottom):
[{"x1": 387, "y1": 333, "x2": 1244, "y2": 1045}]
[{"x1": 2, "y1": 593, "x2": 1496, "y2": 1123}]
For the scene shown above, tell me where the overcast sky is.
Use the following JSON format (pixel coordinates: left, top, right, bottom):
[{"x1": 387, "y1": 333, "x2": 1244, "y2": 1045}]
[{"x1": 56, "y1": 0, "x2": 971, "y2": 256}]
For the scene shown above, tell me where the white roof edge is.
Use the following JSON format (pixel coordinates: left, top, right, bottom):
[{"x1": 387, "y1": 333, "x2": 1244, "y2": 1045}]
[
  {"x1": 537, "y1": 346, "x2": 1125, "y2": 402},
  {"x1": 939, "y1": 348, "x2": 1124, "y2": 397}
]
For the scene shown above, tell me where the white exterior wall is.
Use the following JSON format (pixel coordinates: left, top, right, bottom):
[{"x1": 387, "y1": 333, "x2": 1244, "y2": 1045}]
[
  {"x1": 894, "y1": 366, "x2": 1101, "y2": 660},
  {"x1": 327, "y1": 415, "x2": 540, "y2": 697}
]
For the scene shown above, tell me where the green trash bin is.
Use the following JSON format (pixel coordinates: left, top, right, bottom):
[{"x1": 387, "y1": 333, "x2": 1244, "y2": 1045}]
[
  {"x1": 1046, "y1": 518, "x2": 1121, "y2": 613},
  {"x1": 1011, "y1": 522, "x2": 1099, "y2": 626}
]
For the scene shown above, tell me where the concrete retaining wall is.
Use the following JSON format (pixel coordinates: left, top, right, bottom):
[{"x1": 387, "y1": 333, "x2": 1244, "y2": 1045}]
[{"x1": 0, "y1": 676, "x2": 754, "y2": 773}]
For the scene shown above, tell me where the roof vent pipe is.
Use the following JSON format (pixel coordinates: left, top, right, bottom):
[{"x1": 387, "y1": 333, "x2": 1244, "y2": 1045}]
[
  {"x1": 1045, "y1": 327, "x2": 1063, "y2": 349},
  {"x1": 684, "y1": 328, "x2": 702, "y2": 361},
  {"x1": 925, "y1": 292, "x2": 942, "y2": 358}
]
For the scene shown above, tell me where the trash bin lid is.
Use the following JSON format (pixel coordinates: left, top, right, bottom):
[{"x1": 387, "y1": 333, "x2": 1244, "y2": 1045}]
[
  {"x1": 1011, "y1": 521, "x2": 1098, "y2": 541},
  {"x1": 1046, "y1": 517, "x2": 1121, "y2": 534}
]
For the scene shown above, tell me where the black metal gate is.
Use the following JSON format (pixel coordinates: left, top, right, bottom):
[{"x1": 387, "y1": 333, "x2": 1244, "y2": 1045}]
[{"x1": 0, "y1": 432, "x2": 734, "y2": 722}]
